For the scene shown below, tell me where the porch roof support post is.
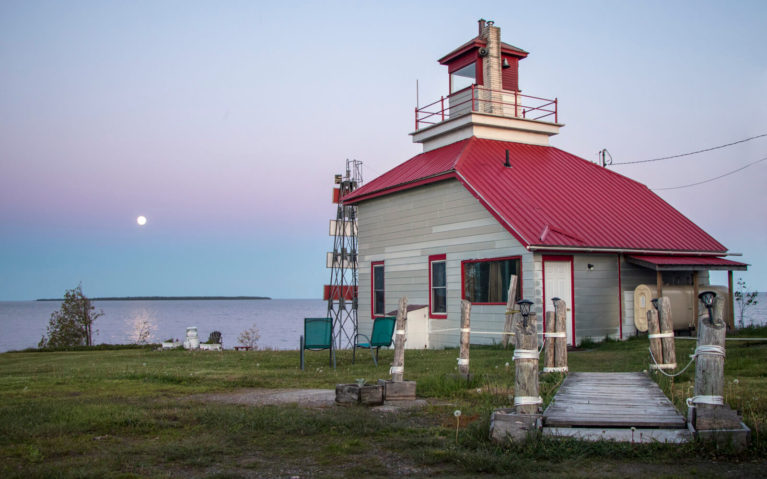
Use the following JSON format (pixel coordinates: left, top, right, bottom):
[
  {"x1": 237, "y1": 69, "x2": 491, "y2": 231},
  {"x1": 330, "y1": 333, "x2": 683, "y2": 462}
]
[
  {"x1": 692, "y1": 271, "x2": 699, "y2": 329},
  {"x1": 656, "y1": 270, "x2": 663, "y2": 299},
  {"x1": 728, "y1": 270, "x2": 735, "y2": 330}
]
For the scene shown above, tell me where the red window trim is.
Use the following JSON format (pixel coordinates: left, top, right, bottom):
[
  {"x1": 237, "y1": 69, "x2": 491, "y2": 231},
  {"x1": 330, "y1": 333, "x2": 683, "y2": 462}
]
[
  {"x1": 428, "y1": 254, "x2": 447, "y2": 319},
  {"x1": 460, "y1": 255, "x2": 523, "y2": 305},
  {"x1": 371, "y1": 261, "x2": 384, "y2": 319},
  {"x1": 448, "y1": 53, "x2": 483, "y2": 93},
  {"x1": 541, "y1": 255, "x2": 575, "y2": 347}
]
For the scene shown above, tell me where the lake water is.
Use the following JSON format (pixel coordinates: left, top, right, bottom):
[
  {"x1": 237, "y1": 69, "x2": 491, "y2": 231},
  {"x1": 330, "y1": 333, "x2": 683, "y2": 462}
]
[
  {"x1": 0, "y1": 299, "x2": 326, "y2": 353},
  {"x1": 1, "y1": 293, "x2": 765, "y2": 353}
]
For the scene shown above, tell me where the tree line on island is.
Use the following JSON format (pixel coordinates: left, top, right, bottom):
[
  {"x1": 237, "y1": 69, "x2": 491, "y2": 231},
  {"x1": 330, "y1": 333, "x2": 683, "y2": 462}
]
[{"x1": 37, "y1": 295, "x2": 270, "y2": 301}]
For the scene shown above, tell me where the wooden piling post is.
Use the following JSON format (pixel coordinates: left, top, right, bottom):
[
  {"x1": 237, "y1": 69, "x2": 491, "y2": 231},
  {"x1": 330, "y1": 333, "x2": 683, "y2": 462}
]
[
  {"x1": 689, "y1": 296, "x2": 743, "y2": 432},
  {"x1": 513, "y1": 312, "x2": 541, "y2": 414},
  {"x1": 391, "y1": 296, "x2": 408, "y2": 382},
  {"x1": 647, "y1": 308, "x2": 663, "y2": 368},
  {"x1": 657, "y1": 297, "x2": 677, "y2": 369},
  {"x1": 458, "y1": 300, "x2": 471, "y2": 377},
  {"x1": 692, "y1": 297, "x2": 726, "y2": 409},
  {"x1": 554, "y1": 299, "x2": 568, "y2": 371},
  {"x1": 502, "y1": 275, "x2": 518, "y2": 349},
  {"x1": 544, "y1": 311, "x2": 555, "y2": 371}
]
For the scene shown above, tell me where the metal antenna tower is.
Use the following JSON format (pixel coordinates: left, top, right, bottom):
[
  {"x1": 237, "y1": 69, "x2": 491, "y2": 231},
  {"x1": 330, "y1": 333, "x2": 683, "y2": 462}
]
[{"x1": 326, "y1": 159, "x2": 362, "y2": 350}]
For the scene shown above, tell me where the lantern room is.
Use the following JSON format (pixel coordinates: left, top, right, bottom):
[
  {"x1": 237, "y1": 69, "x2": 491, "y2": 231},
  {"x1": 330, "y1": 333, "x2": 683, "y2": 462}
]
[
  {"x1": 439, "y1": 19, "x2": 528, "y2": 95},
  {"x1": 413, "y1": 19, "x2": 562, "y2": 152}
]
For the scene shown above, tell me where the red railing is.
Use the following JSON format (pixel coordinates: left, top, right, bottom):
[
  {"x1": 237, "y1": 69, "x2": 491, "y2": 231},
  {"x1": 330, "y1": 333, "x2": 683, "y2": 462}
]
[{"x1": 415, "y1": 85, "x2": 558, "y2": 131}]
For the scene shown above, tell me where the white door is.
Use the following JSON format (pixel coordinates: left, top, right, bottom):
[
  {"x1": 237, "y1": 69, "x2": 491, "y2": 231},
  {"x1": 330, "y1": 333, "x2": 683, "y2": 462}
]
[{"x1": 544, "y1": 259, "x2": 574, "y2": 346}]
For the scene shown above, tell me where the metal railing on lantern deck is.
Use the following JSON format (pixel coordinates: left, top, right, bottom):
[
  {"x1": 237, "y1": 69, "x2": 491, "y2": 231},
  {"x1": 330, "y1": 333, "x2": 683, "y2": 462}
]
[{"x1": 415, "y1": 85, "x2": 558, "y2": 131}]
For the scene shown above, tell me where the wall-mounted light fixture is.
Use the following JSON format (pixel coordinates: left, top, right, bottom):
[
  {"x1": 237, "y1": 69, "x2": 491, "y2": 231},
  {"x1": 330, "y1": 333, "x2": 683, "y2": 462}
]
[
  {"x1": 587, "y1": 264, "x2": 595, "y2": 271},
  {"x1": 502, "y1": 58, "x2": 510, "y2": 68}
]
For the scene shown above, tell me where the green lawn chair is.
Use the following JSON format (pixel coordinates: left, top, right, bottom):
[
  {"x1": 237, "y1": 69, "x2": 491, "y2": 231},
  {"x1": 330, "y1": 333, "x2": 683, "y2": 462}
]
[
  {"x1": 300, "y1": 317, "x2": 335, "y2": 370},
  {"x1": 353, "y1": 316, "x2": 396, "y2": 366}
]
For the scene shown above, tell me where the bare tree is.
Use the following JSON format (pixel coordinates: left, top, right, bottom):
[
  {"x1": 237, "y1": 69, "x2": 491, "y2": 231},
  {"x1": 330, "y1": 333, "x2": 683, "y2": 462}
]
[
  {"x1": 734, "y1": 278, "x2": 759, "y2": 328},
  {"x1": 237, "y1": 323, "x2": 260, "y2": 350},
  {"x1": 128, "y1": 311, "x2": 156, "y2": 344}
]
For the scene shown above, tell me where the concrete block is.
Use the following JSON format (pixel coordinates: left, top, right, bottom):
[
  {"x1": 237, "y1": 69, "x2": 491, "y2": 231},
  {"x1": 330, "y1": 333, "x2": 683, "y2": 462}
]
[
  {"x1": 360, "y1": 384, "x2": 384, "y2": 405},
  {"x1": 381, "y1": 380, "x2": 416, "y2": 400},
  {"x1": 490, "y1": 408, "x2": 541, "y2": 443}
]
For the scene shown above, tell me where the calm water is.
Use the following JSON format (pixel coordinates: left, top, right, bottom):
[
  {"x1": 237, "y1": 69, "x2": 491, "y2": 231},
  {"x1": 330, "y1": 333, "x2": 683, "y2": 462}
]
[
  {"x1": 0, "y1": 299, "x2": 326, "y2": 353},
  {"x1": 1, "y1": 293, "x2": 765, "y2": 353}
]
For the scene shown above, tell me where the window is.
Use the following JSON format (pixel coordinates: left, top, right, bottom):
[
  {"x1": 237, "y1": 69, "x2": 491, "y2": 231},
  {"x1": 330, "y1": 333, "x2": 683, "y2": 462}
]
[
  {"x1": 462, "y1": 256, "x2": 522, "y2": 304},
  {"x1": 450, "y1": 62, "x2": 476, "y2": 93},
  {"x1": 429, "y1": 254, "x2": 447, "y2": 318},
  {"x1": 371, "y1": 261, "x2": 384, "y2": 317}
]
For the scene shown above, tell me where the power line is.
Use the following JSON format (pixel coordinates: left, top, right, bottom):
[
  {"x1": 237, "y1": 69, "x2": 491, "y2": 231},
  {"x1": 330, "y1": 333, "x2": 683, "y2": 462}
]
[
  {"x1": 652, "y1": 156, "x2": 767, "y2": 191},
  {"x1": 611, "y1": 133, "x2": 767, "y2": 166}
]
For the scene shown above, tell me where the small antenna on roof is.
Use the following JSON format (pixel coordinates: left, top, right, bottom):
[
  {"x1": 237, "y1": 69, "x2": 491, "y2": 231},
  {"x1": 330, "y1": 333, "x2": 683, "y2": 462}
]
[{"x1": 598, "y1": 149, "x2": 613, "y2": 167}]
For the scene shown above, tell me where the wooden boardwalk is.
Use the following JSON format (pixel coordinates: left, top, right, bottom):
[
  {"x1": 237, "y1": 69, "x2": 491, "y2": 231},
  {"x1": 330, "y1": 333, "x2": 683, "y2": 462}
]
[{"x1": 543, "y1": 372, "x2": 691, "y2": 443}]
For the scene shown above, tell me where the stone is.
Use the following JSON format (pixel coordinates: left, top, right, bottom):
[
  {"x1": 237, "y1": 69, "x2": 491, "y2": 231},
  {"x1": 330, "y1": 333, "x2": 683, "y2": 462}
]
[
  {"x1": 335, "y1": 384, "x2": 360, "y2": 405},
  {"x1": 489, "y1": 408, "x2": 541, "y2": 443}
]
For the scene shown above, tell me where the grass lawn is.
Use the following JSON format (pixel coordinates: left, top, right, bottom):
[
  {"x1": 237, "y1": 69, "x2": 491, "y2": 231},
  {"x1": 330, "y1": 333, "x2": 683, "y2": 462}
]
[{"x1": 1, "y1": 328, "x2": 766, "y2": 478}]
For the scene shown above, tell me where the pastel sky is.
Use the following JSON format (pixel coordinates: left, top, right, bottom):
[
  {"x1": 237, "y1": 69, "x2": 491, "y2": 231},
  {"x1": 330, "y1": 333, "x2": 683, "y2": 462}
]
[{"x1": 1, "y1": 0, "x2": 765, "y2": 300}]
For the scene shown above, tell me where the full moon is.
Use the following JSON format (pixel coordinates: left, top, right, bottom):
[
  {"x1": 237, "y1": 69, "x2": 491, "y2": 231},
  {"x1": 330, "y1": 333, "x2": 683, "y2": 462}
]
[{"x1": 136, "y1": 215, "x2": 147, "y2": 226}]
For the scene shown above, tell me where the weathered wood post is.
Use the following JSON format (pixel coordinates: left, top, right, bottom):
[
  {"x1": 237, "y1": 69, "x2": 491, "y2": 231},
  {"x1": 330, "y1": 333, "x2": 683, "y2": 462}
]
[
  {"x1": 513, "y1": 310, "x2": 541, "y2": 415},
  {"x1": 458, "y1": 300, "x2": 471, "y2": 377},
  {"x1": 553, "y1": 298, "x2": 568, "y2": 372},
  {"x1": 647, "y1": 307, "x2": 663, "y2": 369},
  {"x1": 543, "y1": 311, "x2": 555, "y2": 371},
  {"x1": 489, "y1": 301, "x2": 543, "y2": 443},
  {"x1": 391, "y1": 296, "x2": 408, "y2": 382},
  {"x1": 382, "y1": 296, "x2": 417, "y2": 401},
  {"x1": 687, "y1": 292, "x2": 748, "y2": 450},
  {"x1": 502, "y1": 275, "x2": 518, "y2": 349},
  {"x1": 657, "y1": 297, "x2": 677, "y2": 369},
  {"x1": 692, "y1": 296, "x2": 725, "y2": 409}
]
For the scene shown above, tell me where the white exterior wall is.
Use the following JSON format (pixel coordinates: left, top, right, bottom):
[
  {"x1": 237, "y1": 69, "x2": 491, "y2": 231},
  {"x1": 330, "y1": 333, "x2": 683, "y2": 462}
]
[
  {"x1": 357, "y1": 179, "x2": 533, "y2": 349},
  {"x1": 531, "y1": 253, "x2": 622, "y2": 346},
  {"x1": 573, "y1": 254, "x2": 621, "y2": 343}
]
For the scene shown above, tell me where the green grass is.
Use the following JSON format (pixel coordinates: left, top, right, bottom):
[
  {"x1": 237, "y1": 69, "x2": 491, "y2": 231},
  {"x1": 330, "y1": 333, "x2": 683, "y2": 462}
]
[{"x1": 1, "y1": 328, "x2": 766, "y2": 478}]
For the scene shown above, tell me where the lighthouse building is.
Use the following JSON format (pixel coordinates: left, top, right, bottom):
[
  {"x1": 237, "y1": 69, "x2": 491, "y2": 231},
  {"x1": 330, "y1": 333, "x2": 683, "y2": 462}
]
[{"x1": 343, "y1": 20, "x2": 746, "y2": 348}]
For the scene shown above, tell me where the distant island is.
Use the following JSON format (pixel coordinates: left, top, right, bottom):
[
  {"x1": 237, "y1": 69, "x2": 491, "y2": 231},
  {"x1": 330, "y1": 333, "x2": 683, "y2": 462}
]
[{"x1": 37, "y1": 296, "x2": 271, "y2": 302}]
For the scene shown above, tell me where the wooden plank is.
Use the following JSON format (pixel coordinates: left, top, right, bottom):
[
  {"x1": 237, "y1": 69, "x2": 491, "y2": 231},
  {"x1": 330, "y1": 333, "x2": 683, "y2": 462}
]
[{"x1": 543, "y1": 372, "x2": 687, "y2": 429}]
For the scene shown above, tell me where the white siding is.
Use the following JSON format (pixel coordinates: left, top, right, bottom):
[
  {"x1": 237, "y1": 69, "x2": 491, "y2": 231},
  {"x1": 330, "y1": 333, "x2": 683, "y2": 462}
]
[
  {"x1": 357, "y1": 179, "x2": 532, "y2": 348},
  {"x1": 573, "y1": 254, "x2": 621, "y2": 343}
]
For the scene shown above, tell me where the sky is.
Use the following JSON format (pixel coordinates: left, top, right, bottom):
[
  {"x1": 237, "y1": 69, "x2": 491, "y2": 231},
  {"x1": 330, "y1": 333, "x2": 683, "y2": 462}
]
[{"x1": 1, "y1": 0, "x2": 766, "y2": 300}]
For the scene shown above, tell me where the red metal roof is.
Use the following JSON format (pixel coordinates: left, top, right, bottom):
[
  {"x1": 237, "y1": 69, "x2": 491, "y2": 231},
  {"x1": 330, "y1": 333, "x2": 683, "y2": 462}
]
[
  {"x1": 344, "y1": 137, "x2": 728, "y2": 254},
  {"x1": 438, "y1": 37, "x2": 528, "y2": 65},
  {"x1": 627, "y1": 255, "x2": 747, "y2": 270}
]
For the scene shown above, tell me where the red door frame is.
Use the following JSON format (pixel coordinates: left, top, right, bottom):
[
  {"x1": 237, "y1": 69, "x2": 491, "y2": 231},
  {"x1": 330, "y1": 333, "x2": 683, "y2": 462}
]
[{"x1": 541, "y1": 255, "x2": 576, "y2": 347}]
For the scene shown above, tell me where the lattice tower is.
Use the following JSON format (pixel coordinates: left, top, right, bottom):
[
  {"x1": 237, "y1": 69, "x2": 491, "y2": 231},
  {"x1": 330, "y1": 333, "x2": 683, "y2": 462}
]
[{"x1": 326, "y1": 159, "x2": 362, "y2": 350}]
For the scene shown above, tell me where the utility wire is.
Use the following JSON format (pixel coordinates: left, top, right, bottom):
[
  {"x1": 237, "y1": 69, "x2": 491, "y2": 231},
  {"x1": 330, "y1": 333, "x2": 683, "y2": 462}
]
[
  {"x1": 611, "y1": 133, "x2": 767, "y2": 166},
  {"x1": 652, "y1": 156, "x2": 767, "y2": 191}
]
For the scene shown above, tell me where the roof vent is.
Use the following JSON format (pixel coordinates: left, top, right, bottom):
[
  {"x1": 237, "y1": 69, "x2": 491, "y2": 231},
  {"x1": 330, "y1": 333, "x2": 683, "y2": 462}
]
[{"x1": 504, "y1": 150, "x2": 511, "y2": 168}]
